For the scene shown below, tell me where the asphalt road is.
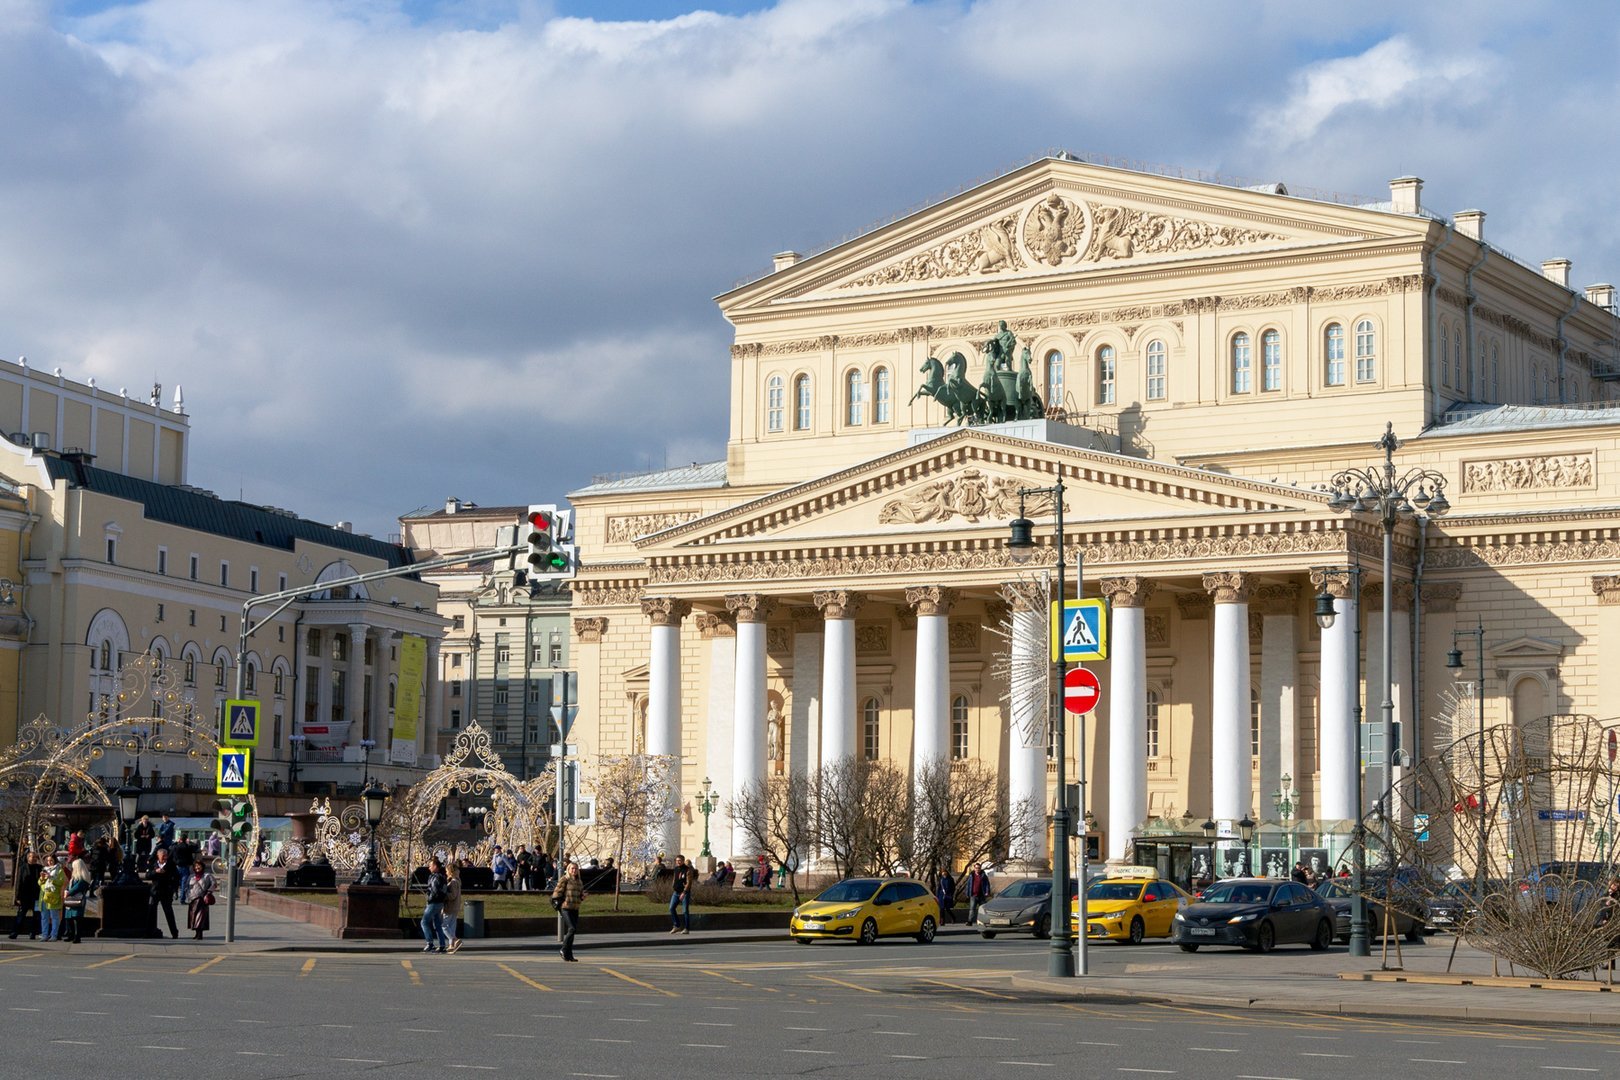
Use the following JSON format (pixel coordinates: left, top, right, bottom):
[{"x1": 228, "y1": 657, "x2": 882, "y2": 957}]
[{"x1": 4, "y1": 934, "x2": 1617, "y2": 1078}]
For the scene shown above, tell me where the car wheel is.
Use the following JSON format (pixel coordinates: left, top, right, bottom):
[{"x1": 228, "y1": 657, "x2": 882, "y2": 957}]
[
  {"x1": 795, "y1": 937, "x2": 812, "y2": 945},
  {"x1": 1127, "y1": 917, "x2": 1145, "y2": 945},
  {"x1": 1406, "y1": 922, "x2": 1425, "y2": 944},
  {"x1": 859, "y1": 918, "x2": 878, "y2": 946},
  {"x1": 980, "y1": 931, "x2": 997, "y2": 940},
  {"x1": 1310, "y1": 920, "x2": 1332, "y2": 952},
  {"x1": 1178, "y1": 943, "x2": 1200, "y2": 952},
  {"x1": 1254, "y1": 920, "x2": 1276, "y2": 953},
  {"x1": 916, "y1": 916, "x2": 936, "y2": 944},
  {"x1": 1034, "y1": 914, "x2": 1051, "y2": 940}
]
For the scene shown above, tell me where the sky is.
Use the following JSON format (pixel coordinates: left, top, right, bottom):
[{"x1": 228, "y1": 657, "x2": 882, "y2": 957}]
[{"x1": 2, "y1": 1, "x2": 1616, "y2": 538}]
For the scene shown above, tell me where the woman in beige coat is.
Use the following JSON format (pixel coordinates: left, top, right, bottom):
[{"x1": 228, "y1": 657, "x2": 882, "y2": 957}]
[{"x1": 442, "y1": 862, "x2": 464, "y2": 953}]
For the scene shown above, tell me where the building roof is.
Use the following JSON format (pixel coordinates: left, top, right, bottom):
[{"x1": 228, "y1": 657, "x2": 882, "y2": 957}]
[
  {"x1": 400, "y1": 502, "x2": 529, "y2": 521},
  {"x1": 571, "y1": 460, "x2": 728, "y2": 497},
  {"x1": 41, "y1": 456, "x2": 416, "y2": 568},
  {"x1": 1426, "y1": 403, "x2": 1620, "y2": 437}
]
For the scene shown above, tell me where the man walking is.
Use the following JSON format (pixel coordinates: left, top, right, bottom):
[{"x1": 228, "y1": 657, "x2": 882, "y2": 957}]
[
  {"x1": 668, "y1": 854, "x2": 695, "y2": 934},
  {"x1": 966, "y1": 863, "x2": 993, "y2": 927},
  {"x1": 8, "y1": 849, "x2": 39, "y2": 940},
  {"x1": 148, "y1": 847, "x2": 180, "y2": 938},
  {"x1": 421, "y1": 858, "x2": 449, "y2": 953},
  {"x1": 552, "y1": 860, "x2": 583, "y2": 961}
]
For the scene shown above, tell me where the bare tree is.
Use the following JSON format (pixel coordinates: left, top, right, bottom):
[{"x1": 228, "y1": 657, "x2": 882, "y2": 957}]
[
  {"x1": 589, "y1": 753, "x2": 677, "y2": 910},
  {"x1": 860, "y1": 760, "x2": 911, "y2": 876},
  {"x1": 814, "y1": 758, "x2": 912, "y2": 878},
  {"x1": 729, "y1": 774, "x2": 812, "y2": 902},
  {"x1": 910, "y1": 759, "x2": 1013, "y2": 896}
]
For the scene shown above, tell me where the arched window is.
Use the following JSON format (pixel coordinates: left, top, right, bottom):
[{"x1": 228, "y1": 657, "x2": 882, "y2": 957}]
[
  {"x1": 950, "y1": 694, "x2": 969, "y2": 761},
  {"x1": 1145, "y1": 340, "x2": 1166, "y2": 401},
  {"x1": 873, "y1": 367, "x2": 891, "y2": 423},
  {"x1": 862, "y1": 698, "x2": 880, "y2": 761},
  {"x1": 245, "y1": 662, "x2": 257, "y2": 693},
  {"x1": 1250, "y1": 688, "x2": 1261, "y2": 758},
  {"x1": 794, "y1": 374, "x2": 812, "y2": 431},
  {"x1": 1230, "y1": 333, "x2": 1252, "y2": 394},
  {"x1": 1355, "y1": 319, "x2": 1377, "y2": 382},
  {"x1": 766, "y1": 375, "x2": 784, "y2": 433},
  {"x1": 1096, "y1": 345, "x2": 1116, "y2": 405},
  {"x1": 1146, "y1": 689, "x2": 1160, "y2": 759},
  {"x1": 1046, "y1": 350, "x2": 1064, "y2": 409},
  {"x1": 845, "y1": 369, "x2": 865, "y2": 426},
  {"x1": 1324, "y1": 323, "x2": 1345, "y2": 386},
  {"x1": 1261, "y1": 329, "x2": 1282, "y2": 391}
]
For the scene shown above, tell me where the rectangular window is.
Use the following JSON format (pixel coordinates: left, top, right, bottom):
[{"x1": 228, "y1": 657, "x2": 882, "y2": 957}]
[
  {"x1": 331, "y1": 671, "x2": 346, "y2": 726},
  {"x1": 494, "y1": 686, "x2": 509, "y2": 706},
  {"x1": 450, "y1": 708, "x2": 461, "y2": 729},
  {"x1": 451, "y1": 653, "x2": 463, "y2": 669},
  {"x1": 219, "y1": 615, "x2": 227, "y2": 632},
  {"x1": 157, "y1": 548, "x2": 168, "y2": 575},
  {"x1": 493, "y1": 727, "x2": 508, "y2": 745},
  {"x1": 1145, "y1": 341, "x2": 1166, "y2": 401},
  {"x1": 450, "y1": 680, "x2": 462, "y2": 698},
  {"x1": 874, "y1": 368, "x2": 891, "y2": 423},
  {"x1": 188, "y1": 610, "x2": 196, "y2": 627},
  {"x1": 215, "y1": 664, "x2": 225, "y2": 687},
  {"x1": 1231, "y1": 336, "x2": 1252, "y2": 394},
  {"x1": 1355, "y1": 321, "x2": 1377, "y2": 382},
  {"x1": 527, "y1": 683, "x2": 541, "y2": 704},
  {"x1": 156, "y1": 603, "x2": 164, "y2": 622},
  {"x1": 766, "y1": 378, "x2": 784, "y2": 433},
  {"x1": 305, "y1": 666, "x2": 320, "y2": 724},
  {"x1": 1097, "y1": 348, "x2": 1116, "y2": 405},
  {"x1": 1146, "y1": 691, "x2": 1160, "y2": 759},
  {"x1": 495, "y1": 645, "x2": 511, "y2": 664},
  {"x1": 220, "y1": 562, "x2": 229, "y2": 587},
  {"x1": 274, "y1": 671, "x2": 284, "y2": 696},
  {"x1": 532, "y1": 646, "x2": 545, "y2": 664},
  {"x1": 272, "y1": 712, "x2": 282, "y2": 751},
  {"x1": 278, "y1": 573, "x2": 287, "y2": 591},
  {"x1": 550, "y1": 641, "x2": 563, "y2": 666},
  {"x1": 452, "y1": 615, "x2": 465, "y2": 631},
  {"x1": 189, "y1": 554, "x2": 199, "y2": 581},
  {"x1": 950, "y1": 719, "x2": 968, "y2": 761},
  {"x1": 105, "y1": 537, "x2": 116, "y2": 563},
  {"x1": 184, "y1": 659, "x2": 195, "y2": 684},
  {"x1": 250, "y1": 568, "x2": 259, "y2": 592},
  {"x1": 1261, "y1": 332, "x2": 1282, "y2": 391}
]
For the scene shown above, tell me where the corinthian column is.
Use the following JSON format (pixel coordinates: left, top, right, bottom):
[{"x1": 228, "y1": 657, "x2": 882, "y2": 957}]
[
  {"x1": 1101, "y1": 577, "x2": 1155, "y2": 862},
  {"x1": 727, "y1": 593, "x2": 777, "y2": 857},
  {"x1": 1203, "y1": 572, "x2": 1251, "y2": 824},
  {"x1": 813, "y1": 590, "x2": 863, "y2": 766},
  {"x1": 643, "y1": 597, "x2": 690, "y2": 859},
  {"x1": 1311, "y1": 570, "x2": 1358, "y2": 822},
  {"x1": 905, "y1": 586, "x2": 957, "y2": 775}
]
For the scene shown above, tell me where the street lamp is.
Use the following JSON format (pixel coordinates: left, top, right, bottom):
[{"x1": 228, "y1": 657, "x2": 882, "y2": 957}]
[
  {"x1": 466, "y1": 805, "x2": 489, "y2": 833},
  {"x1": 1007, "y1": 473, "x2": 1084, "y2": 978},
  {"x1": 1314, "y1": 563, "x2": 1370, "y2": 956},
  {"x1": 359, "y1": 738, "x2": 377, "y2": 789},
  {"x1": 1273, "y1": 773, "x2": 1299, "y2": 868},
  {"x1": 1446, "y1": 618, "x2": 1487, "y2": 903},
  {"x1": 1238, "y1": 814, "x2": 1256, "y2": 876},
  {"x1": 114, "y1": 784, "x2": 142, "y2": 886},
  {"x1": 696, "y1": 777, "x2": 718, "y2": 860},
  {"x1": 288, "y1": 733, "x2": 306, "y2": 791},
  {"x1": 355, "y1": 779, "x2": 388, "y2": 886}
]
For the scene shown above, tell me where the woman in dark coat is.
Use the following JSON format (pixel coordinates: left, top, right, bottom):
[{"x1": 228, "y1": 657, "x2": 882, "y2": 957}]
[{"x1": 8, "y1": 849, "x2": 40, "y2": 939}]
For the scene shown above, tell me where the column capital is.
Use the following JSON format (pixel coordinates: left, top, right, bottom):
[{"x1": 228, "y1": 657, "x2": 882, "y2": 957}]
[
  {"x1": 1359, "y1": 579, "x2": 1414, "y2": 612},
  {"x1": 1252, "y1": 583, "x2": 1298, "y2": 616},
  {"x1": 1201, "y1": 571, "x2": 1249, "y2": 605},
  {"x1": 641, "y1": 596, "x2": 692, "y2": 627},
  {"x1": 812, "y1": 589, "x2": 866, "y2": 620},
  {"x1": 694, "y1": 611, "x2": 736, "y2": 638},
  {"x1": 573, "y1": 616, "x2": 608, "y2": 643},
  {"x1": 725, "y1": 593, "x2": 778, "y2": 624},
  {"x1": 1099, "y1": 577, "x2": 1157, "y2": 608},
  {"x1": 1175, "y1": 593, "x2": 1211, "y2": 621},
  {"x1": 1422, "y1": 581, "x2": 1462, "y2": 613},
  {"x1": 999, "y1": 580, "x2": 1046, "y2": 613},
  {"x1": 1308, "y1": 569, "x2": 1355, "y2": 600},
  {"x1": 904, "y1": 585, "x2": 959, "y2": 617},
  {"x1": 1595, "y1": 576, "x2": 1620, "y2": 605}
]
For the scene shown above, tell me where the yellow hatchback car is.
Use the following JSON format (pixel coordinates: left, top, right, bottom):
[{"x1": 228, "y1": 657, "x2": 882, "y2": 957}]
[
  {"x1": 790, "y1": 877, "x2": 941, "y2": 945},
  {"x1": 1070, "y1": 868, "x2": 1192, "y2": 944}
]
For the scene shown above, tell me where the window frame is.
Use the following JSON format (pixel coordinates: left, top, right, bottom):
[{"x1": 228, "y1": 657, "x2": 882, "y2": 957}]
[
  {"x1": 793, "y1": 374, "x2": 812, "y2": 431},
  {"x1": 1230, "y1": 332, "x2": 1252, "y2": 394},
  {"x1": 950, "y1": 694, "x2": 969, "y2": 761},
  {"x1": 1261, "y1": 329, "x2": 1282, "y2": 391},
  {"x1": 845, "y1": 367, "x2": 865, "y2": 426},
  {"x1": 766, "y1": 374, "x2": 785, "y2": 433},
  {"x1": 873, "y1": 366, "x2": 891, "y2": 424},
  {"x1": 1046, "y1": 350, "x2": 1064, "y2": 409},
  {"x1": 1324, "y1": 322, "x2": 1346, "y2": 387},
  {"x1": 1354, "y1": 319, "x2": 1377, "y2": 382},
  {"x1": 1096, "y1": 344, "x2": 1116, "y2": 406},
  {"x1": 1145, "y1": 340, "x2": 1166, "y2": 401},
  {"x1": 862, "y1": 697, "x2": 881, "y2": 761}
]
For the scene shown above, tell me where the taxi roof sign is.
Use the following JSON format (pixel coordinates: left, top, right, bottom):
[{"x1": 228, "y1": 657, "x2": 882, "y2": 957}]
[{"x1": 1103, "y1": 865, "x2": 1162, "y2": 880}]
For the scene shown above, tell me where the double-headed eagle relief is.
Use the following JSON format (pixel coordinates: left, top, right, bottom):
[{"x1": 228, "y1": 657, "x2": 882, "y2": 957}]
[{"x1": 910, "y1": 320, "x2": 1047, "y2": 426}]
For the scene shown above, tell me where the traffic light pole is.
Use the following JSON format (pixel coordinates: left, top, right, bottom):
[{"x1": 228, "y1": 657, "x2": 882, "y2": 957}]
[{"x1": 224, "y1": 541, "x2": 526, "y2": 942}]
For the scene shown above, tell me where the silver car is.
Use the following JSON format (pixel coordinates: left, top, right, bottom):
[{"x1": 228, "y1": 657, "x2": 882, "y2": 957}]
[{"x1": 976, "y1": 878, "x2": 1076, "y2": 939}]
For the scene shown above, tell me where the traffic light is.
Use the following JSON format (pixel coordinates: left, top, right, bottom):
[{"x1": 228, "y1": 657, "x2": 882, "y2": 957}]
[
  {"x1": 521, "y1": 505, "x2": 577, "y2": 580},
  {"x1": 213, "y1": 798, "x2": 250, "y2": 844}
]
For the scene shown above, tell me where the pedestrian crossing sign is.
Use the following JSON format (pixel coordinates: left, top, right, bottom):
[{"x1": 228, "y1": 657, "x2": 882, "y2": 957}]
[
  {"x1": 1052, "y1": 598, "x2": 1108, "y2": 662},
  {"x1": 216, "y1": 748, "x2": 251, "y2": 795},
  {"x1": 223, "y1": 699, "x2": 261, "y2": 747}
]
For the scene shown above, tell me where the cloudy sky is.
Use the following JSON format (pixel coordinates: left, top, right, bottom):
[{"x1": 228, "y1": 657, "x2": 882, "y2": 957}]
[{"x1": 2, "y1": 1, "x2": 1616, "y2": 537}]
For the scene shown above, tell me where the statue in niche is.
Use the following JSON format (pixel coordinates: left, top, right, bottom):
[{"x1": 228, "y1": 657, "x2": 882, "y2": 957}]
[{"x1": 766, "y1": 702, "x2": 784, "y2": 774}]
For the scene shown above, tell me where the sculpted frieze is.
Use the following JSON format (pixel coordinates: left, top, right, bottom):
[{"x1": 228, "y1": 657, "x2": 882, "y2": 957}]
[
  {"x1": 1023, "y1": 194, "x2": 1087, "y2": 266},
  {"x1": 576, "y1": 585, "x2": 646, "y2": 607},
  {"x1": 1461, "y1": 454, "x2": 1592, "y2": 493},
  {"x1": 844, "y1": 212, "x2": 1027, "y2": 288},
  {"x1": 1083, "y1": 203, "x2": 1284, "y2": 262},
  {"x1": 1427, "y1": 540, "x2": 1620, "y2": 569},
  {"x1": 877, "y1": 468, "x2": 1028, "y2": 525},
  {"x1": 608, "y1": 512, "x2": 701, "y2": 544}
]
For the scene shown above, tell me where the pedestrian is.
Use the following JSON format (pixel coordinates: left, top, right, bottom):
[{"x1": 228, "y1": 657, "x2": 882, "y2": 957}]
[
  {"x1": 185, "y1": 859, "x2": 216, "y2": 940},
  {"x1": 534, "y1": 850, "x2": 553, "y2": 892},
  {"x1": 936, "y1": 867, "x2": 957, "y2": 924},
  {"x1": 1291, "y1": 861, "x2": 1311, "y2": 886},
  {"x1": 515, "y1": 846, "x2": 533, "y2": 892},
  {"x1": 148, "y1": 847, "x2": 180, "y2": 938},
  {"x1": 443, "y1": 861, "x2": 463, "y2": 953},
  {"x1": 66, "y1": 828, "x2": 86, "y2": 863},
  {"x1": 89, "y1": 837, "x2": 111, "y2": 890},
  {"x1": 966, "y1": 863, "x2": 993, "y2": 926},
  {"x1": 755, "y1": 852, "x2": 770, "y2": 891},
  {"x1": 668, "y1": 854, "x2": 695, "y2": 934},
  {"x1": 133, "y1": 814, "x2": 154, "y2": 871},
  {"x1": 551, "y1": 859, "x2": 583, "y2": 962},
  {"x1": 9, "y1": 849, "x2": 40, "y2": 939},
  {"x1": 421, "y1": 858, "x2": 449, "y2": 953},
  {"x1": 174, "y1": 835, "x2": 196, "y2": 901},
  {"x1": 491, "y1": 846, "x2": 510, "y2": 892},
  {"x1": 36, "y1": 854, "x2": 66, "y2": 942},
  {"x1": 63, "y1": 857, "x2": 93, "y2": 943},
  {"x1": 157, "y1": 812, "x2": 177, "y2": 848}
]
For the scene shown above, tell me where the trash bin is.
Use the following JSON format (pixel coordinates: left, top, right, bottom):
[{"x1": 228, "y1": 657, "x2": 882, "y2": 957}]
[{"x1": 463, "y1": 899, "x2": 485, "y2": 940}]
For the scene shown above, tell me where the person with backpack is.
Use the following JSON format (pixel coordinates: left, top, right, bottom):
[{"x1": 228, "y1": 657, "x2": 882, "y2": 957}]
[
  {"x1": 421, "y1": 858, "x2": 449, "y2": 953},
  {"x1": 491, "y1": 846, "x2": 511, "y2": 892}
]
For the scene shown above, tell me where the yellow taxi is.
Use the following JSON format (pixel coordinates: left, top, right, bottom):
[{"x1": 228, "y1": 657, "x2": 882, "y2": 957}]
[
  {"x1": 789, "y1": 877, "x2": 941, "y2": 945},
  {"x1": 1070, "y1": 866, "x2": 1192, "y2": 944}
]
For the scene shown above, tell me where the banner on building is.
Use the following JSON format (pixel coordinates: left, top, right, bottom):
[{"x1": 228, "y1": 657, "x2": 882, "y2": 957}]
[{"x1": 391, "y1": 634, "x2": 425, "y2": 765}]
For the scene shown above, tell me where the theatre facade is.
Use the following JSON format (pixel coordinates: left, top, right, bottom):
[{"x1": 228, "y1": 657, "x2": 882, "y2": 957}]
[{"x1": 567, "y1": 155, "x2": 1620, "y2": 869}]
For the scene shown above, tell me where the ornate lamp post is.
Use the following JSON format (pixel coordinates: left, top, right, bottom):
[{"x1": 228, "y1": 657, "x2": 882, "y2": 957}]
[
  {"x1": 1313, "y1": 563, "x2": 1370, "y2": 957},
  {"x1": 696, "y1": 776, "x2": 719, "y2": 860},
  {"x1": 355, "y1": 780, "x2": 388, "y2": 887},
  {"x1": 1446, "y1": 618, "x2": 1488, "y2": 903},
  {"x1": 359, "y1": 738, "x2": 378, "y2": 789},
  {"x1": 1273, "y1": 773, "x2": 1299, "y2": 867},
  {"x1": 1008, "y1": 474, "x2": 1082, "y2": 978},
  {"x1": 114, "y1": 784, "x2": 142, "y2": 886},
  {"x1": 1238, "y1": 814, "x2": 1256, "y2": 876}
]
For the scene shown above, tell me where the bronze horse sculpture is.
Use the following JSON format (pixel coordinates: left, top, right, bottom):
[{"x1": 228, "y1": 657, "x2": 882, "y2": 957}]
[
  {"x1": 912, "y1": 352, "x2": 983, "y2": 425},
  {"x1": 910, "y1": 332, "x2": 1045, "y2": 426}
]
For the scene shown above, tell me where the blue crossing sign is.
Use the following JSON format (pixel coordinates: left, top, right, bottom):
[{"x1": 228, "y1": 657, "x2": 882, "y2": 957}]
[
  {"x1": 224, "y1": 699, "x2": 261, "y2": 747},
  {"x1": 216, "y1": 748, "x2": 251, "y2": 796},
  {"x1": 1051, "y1": 598, "x2": 1108, "y2": 662}
]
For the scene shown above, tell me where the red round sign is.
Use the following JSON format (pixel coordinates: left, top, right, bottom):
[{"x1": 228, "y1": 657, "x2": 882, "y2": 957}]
[{"x1": 1063, "y1": 667, "x2": 1102, "y2": 715}]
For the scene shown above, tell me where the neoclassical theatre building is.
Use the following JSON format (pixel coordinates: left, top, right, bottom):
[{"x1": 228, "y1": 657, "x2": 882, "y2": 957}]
[{"x1": 568, "y1": 154, "x2": 1620, "y2": 874}]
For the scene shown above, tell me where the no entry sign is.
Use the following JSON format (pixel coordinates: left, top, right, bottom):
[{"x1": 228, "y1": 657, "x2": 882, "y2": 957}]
[{"x1": 1063, "y1": 667, "x2": 1102, "y2": 715}]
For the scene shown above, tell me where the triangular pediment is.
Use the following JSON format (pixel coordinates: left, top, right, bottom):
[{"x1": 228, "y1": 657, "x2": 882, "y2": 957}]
[
  {"x1": 637, "y1": 428, "x2": 1329, "y2": 551},
  {"x1": 1489, "y1": 636, "x2": 1565, "y2": 662},
  {"x1": 722, "y1": 157, "x2": 1422, "y2": 311}
]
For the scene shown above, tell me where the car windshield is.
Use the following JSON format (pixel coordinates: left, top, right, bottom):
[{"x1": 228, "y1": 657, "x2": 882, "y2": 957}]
[
  {"x1": 1087, "y1": 882, "x2": 1144, "y2": 902},
  {"x1": 1316, "y1": 881, "x2": 1350, "y2": 898},
  {"x1": 1199, "y1": 883, "x2": 1273, "y2": 905},
  {"x1": 997, "y1": 880, "x2": 1050, "y2": 899},
  {"x1": 814, "y1": 880, "x2": 880, "y2": 904}
]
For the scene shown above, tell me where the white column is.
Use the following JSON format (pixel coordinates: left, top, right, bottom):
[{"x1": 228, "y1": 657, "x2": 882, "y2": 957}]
[
  {"x1": 906, "y1": 586, "x2": 956, "y2": 775},
  {"x1": 1003, "y1": 584, "x2": 1047, "y2": 866},
  {"x1": 642, "y1": 597, "x2": 690, "y2": 859},
  {"x1": 1257, "y1": 586, "x2": 1299, "y2": 814},
  {"x1": 814, "y1": 590, "x2": 862, "y2": 766},
  {"x1": 789, "y1": 615, "x2": 822, "y2": 779},
  {"x1": 727, "y1": 593, "x2": 776, "y2": 858},
  {"x1": 1205, "y1": 574, "x2": 1251, "y2": 824},
  {"x1": 1315, "y1": 572, "x2": 1359, "y2": 823},
  {"x1": 700, "y1": 614, "x2": 736, "y2": 853},
  {"x1": 1365, "y1": 582, "x2": 1413, "y2": 807},
  {"x1": 347, "y1": 623, "x2": 369, "y2": 745},
  {"x1": 1102, "y1": 578, "x2": 1154, "y2": 863}
]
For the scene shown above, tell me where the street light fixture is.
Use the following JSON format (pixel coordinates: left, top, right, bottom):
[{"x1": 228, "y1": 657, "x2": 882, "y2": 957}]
[
  {"x1": 355, "y1": 779, "x2": 388, "y2": 887},
  {"x1": 1312, "y1": 563, "x2": 1371, "y2": 957},
  {"x1": 1238, "y1": 814, "x2": 1256, "y2": 876},
  {"x1": 1274, "y1": 773, "x2": 1300, "y2": 869},
  {"x1": 359, "y1": 738, "x2": 378, "y2": 789},
  {"x1": 1006, "y1": 473, "x2": 1084, "y2": 978},
  {"x1": 1446, "y1": 618, "x2": 1488, "y2": 904},
  {"x1": 114, "y1": 784, "x2": 142, "y2": 886},
  {"x1": 696, "y1": 776, "x2": 719, "y2": 860}
]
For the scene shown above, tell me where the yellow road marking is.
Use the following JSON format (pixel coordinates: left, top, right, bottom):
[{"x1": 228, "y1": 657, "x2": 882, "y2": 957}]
[
  {"x1": 0, "y1": 954, "x2": 35, "y2": 966},
  {"x1": 920, "y1": 978, "x2": 1014, "y2": 1000},
  {"x1": 299, "y1": 959, "x2": 316, "y2": 977},
  {"x1": 187, "y1": 956, "x2": 225, "y2": 976},
  {"x1": 808, "y1": 973, "x2": 880, "y2": 994},
  {"x1": 598, "y1": 966, "x2": 677, "y2": 997},
  {"x1": 401, "y1": 959, "x2": 422, "y2": 986},
  {"x1": 498, "y1": 962, "x2": 553, "y2": 992},
  {"x1": 85, "y1": 954, "x2": 135, "y2": 970}
]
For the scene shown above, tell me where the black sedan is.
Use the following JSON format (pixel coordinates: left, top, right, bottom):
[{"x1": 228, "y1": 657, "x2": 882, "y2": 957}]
[
  {"x1": 1170, "y1": 878, "x2": 1334, "y2": 953},
  {"x1": 1314, "y1": 878, "x2": 1425, "y2": 943},
  {"x1": 976, "y1": 878, "x2": 1077, "y2": 939}
]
